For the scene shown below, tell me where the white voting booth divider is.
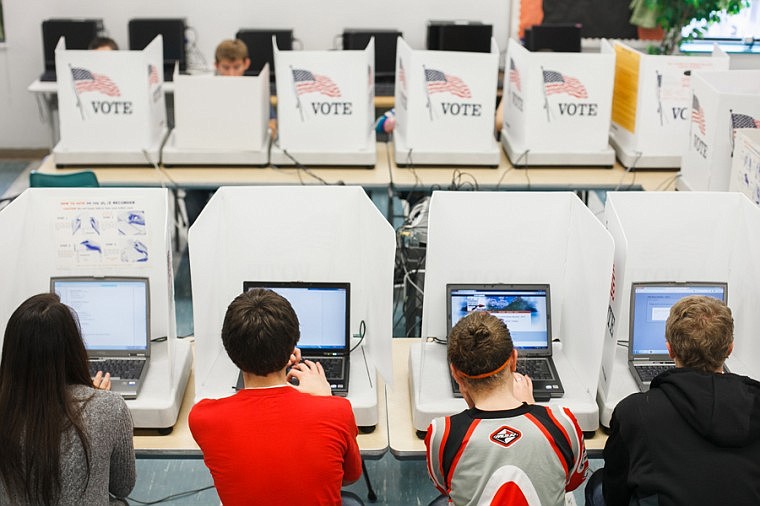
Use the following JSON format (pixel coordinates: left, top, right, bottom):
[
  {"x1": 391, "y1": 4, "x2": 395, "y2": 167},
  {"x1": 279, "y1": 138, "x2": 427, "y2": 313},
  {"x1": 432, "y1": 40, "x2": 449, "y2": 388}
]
[
  {"x1": 0, "y1": 188, "x2": 191, "y2": 429},
  {"x1": 609, "y1": 42, "x2": 729, "y2": 169},
  {"x1": 393, "y1": 38, "x2": 500, "y2": 166},
  {"x1": 162, "y1": 66, "x2": 271, "y2": 166},
  {"x1": 53, "y1": 36, "x2": 168, "y2": 166},
  {"x1": 729, "y1": 129, "x2": 760, "y2": 204},
  {"x1": 409, "y1": 192, "x2": 613, "y2": 433},
  {"x1": 597, "y1": 192, "x2": 760, "y2": 427},
  {"x1": 270, "y1": 41, "x2": 376, "y2": 166},
  {"x1": 188, "y1": 186, "x2": 394, "y2": 428},
  {"x1": 679, "y1": 70, "x2": 760, "y2": 191},
  {"x1": 500, "y1": 39, "x2": 616, "y2": 167}
]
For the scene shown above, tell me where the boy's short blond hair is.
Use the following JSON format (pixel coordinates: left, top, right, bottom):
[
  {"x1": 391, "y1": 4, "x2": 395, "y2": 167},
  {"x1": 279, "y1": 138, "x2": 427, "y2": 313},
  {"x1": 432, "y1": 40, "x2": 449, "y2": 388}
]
[
  {"x1": 215, "y1": 39, "x2": 249, "y2": 63},
  {"x1": 665, "y1": 295, "x2": 733, "y2": 372}
]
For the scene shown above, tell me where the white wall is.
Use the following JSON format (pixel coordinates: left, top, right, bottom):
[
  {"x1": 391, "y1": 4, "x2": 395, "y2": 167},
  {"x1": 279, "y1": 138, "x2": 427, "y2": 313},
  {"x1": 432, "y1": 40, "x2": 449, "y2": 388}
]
[{"x1": 0, "y1": 0, "x2": 510, "y2": 149}]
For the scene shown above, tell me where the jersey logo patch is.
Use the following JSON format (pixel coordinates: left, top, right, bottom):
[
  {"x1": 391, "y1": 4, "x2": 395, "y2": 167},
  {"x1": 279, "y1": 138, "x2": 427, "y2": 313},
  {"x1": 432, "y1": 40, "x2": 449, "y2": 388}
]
[{"x1": 490, "y1": 425, "x2": 522, "y2": 448}]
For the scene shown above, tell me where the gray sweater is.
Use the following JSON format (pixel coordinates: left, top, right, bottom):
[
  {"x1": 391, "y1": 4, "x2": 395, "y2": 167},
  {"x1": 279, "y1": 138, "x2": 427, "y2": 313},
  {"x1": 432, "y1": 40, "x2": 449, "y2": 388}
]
[{"x1": 0, "y1": 385, "x2": 136, "y2": 505}]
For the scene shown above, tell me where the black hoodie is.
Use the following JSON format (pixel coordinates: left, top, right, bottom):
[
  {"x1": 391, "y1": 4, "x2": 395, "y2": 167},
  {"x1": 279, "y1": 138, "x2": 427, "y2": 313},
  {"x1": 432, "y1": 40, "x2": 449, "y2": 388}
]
[{"x1": 602, "y1": 368, "x2": 760, "y2": 506}]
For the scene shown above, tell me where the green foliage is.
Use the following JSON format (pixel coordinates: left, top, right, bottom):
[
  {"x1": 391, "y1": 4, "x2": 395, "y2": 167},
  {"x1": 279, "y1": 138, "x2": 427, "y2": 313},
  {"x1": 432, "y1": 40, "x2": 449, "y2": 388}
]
[{"x1": 644, "y1": 0, "x2": 751, "y2": 54}]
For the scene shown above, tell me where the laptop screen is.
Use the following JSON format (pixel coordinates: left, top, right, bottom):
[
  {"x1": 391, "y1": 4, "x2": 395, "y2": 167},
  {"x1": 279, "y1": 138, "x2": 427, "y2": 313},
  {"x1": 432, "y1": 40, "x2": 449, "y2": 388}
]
[
  {"x1": 630, "y1": 282, "x2": 727, "y2": 356},
  {"x1": 447, "y1": 284, "x2": 551, "y2": 350},
  {"x1": 243, "y1": 282, "x2": 349, "y2": 351},
  {"x1": 51, "y1": 277, "x2": 150, "y2": 352}
]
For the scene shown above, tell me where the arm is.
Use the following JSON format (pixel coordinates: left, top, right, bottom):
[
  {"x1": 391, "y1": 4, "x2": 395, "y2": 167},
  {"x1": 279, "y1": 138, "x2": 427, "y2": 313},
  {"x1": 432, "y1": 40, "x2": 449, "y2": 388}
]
[
  {"x1": 424, "y1": 419, "x2": 448, "y2": 496},
  {"x1": 561, "y1": 407, "x2": 588, "y2": 492},
  {"x1": 108, "y1": 397, "x2": 136, "y2": 498},
  {"x1": 341, "y1": 403, "x2": 362, "y2": 485},
  {"x1": 602, "y1": 409, "x2": 633, "y2": 506}
]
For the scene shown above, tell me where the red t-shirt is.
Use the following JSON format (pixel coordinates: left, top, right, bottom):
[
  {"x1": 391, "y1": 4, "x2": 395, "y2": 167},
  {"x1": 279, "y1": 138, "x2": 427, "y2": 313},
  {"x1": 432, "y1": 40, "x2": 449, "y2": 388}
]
[{"x1": 189, "y1": 386, "x2": 362, "y2": 506}]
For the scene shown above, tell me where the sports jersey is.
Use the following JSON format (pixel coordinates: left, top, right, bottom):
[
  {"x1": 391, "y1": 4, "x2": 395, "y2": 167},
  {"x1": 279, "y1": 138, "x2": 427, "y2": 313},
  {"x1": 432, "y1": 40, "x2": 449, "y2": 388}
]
[{"x1": 425, "y1": 403, "x2": 587, "y2": 506}]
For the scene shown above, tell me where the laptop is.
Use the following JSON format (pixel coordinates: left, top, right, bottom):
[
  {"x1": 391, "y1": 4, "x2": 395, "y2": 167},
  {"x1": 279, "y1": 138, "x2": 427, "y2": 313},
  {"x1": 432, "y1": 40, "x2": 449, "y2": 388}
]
[
  {"x1": 446, "y1": 284, "x2": 564, "y2": 401},
  {"x1": 128, "y1": 18, "x2": 187, "y2": 82},
  {"x1": 51, "y1": 277, "x2": 151, "y2": 399},
  {"x1": 343, "y1": 29, "x2": 402, "y2": 97},
  {"x1": 40, "y1": 19, "x2": 102, "y2": 82},
  {"x1": 239, "y1": 281, "x2": 351, "y2": 396},
  {"x1": 628, "y1": 282, "x2": 728, "y2": 391}
]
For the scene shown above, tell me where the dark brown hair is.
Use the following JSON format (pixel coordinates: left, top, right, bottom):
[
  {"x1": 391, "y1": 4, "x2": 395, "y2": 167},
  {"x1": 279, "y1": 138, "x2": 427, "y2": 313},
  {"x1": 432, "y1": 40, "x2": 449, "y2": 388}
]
[
  {"x1": 448, "y1": 311, "x2": 514, "y2": 390},
  {"x1": 0, "y1": 293, "x2": 93, "y2": 505},
  {"x1": 222, "y1": 289, "x2": 300, "y2": 375},
  {"x1": 666, "y1": 295, "x2": 733, "y2": 372}
]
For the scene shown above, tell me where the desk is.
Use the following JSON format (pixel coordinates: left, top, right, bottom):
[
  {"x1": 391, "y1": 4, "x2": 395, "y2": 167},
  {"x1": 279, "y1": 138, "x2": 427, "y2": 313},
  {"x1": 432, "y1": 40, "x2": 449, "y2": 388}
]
[
  {"x1": 386, "y1": 338, "x2": 608, "y2": 459},
  {"x1": 133, "y1": 353, "x2": 389, "y2": 459}
]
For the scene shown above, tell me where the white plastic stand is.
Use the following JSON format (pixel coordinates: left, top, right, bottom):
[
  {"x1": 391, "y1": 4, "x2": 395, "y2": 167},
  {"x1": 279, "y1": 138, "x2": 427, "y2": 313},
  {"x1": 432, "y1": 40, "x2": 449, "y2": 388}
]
[
  {"x1": 188, "y1": 186, "x2": 395, "y2": 428},
  {"x1": 729, "y1": 129, "x2": 760, "y2": 204},
  {"x1": 0, "y1": 188, "x2": 189, "y2": 429},
  {"x1": 598, "y1": 192, "x2": 760, "y2": 427},
  {"x1": 500, "y1": 39, "x2": 616, "y2": 167},
  {"x1": 271, "y1": 40, "x2": 376, "y2": 166},
  {"x1": 392, "y1": 38, "x2": 500, "y2": 167},
  {"x1": 680, "y1": 70, "x2": 760, "y2": 191},
  {"x1": 162, "y1": 66, "x2": 272, "y2": 166},
  {"x1": 608, "y1": 42, "x2": 729, "y2": 169},
  {"x1": 52, "y1": 36, "x2": 168, "y2": 166},
  {"x1": 410, "y1": 192, "x2": 614, "y2": 433}
]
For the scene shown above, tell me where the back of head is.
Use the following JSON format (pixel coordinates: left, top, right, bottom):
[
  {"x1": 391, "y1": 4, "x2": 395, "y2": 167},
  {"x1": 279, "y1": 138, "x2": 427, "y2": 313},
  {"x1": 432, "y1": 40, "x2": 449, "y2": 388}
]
[
  {"x1": 89, "y1": 36, "x2": 119, "y2": 50},
  {"x1": 665, "y1": 295, "x2": 733, "y2": 372},
  {"x1": 222, "y1": 289, "x2": 300, "y2": 376},
  {"x1": 215, "y1": 38, "x2": 249, "y2": 62},
  {"x1": 448, "y1": 311, "x2": 513, "y2": 390}
]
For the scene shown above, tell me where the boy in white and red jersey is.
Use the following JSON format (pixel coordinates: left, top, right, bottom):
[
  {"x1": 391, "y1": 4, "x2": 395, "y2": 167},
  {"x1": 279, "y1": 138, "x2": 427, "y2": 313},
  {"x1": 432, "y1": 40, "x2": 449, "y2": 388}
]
[{"x1": 425, "y1": 311, "x2": 587, "y2": 506}]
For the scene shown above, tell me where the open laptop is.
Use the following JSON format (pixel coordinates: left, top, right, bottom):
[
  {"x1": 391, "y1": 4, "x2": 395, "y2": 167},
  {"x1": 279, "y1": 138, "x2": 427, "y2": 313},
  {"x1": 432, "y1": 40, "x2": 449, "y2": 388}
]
[
  {"x1": 51, "y1": 277, "x2": 151, "y2": 399},
  {"x1": 343, "y1": 29, "x2": 402, "y2": 97},
  {"x1": 239, "y1": 281, "x2": 351, "y2": 396},
  {"x1": 447, "y1": 284, "x2": 564, "y2": 401},
  {"x1": 628, "y1": 281, "x2": 728, "y2": 391},
  {"x1": 40, "y1": 19, "x2": 102, "y2": 82}
]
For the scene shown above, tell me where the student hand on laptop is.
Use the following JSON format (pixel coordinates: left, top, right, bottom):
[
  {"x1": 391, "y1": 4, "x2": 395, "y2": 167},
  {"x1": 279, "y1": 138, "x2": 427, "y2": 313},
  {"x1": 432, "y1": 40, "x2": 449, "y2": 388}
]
[
  {"x1": 287, "y1": 360, "x2": 332, "y2": 397},
  {"x1": 92, "y1": 371, "x2": 111, "y2": 391},
  {"x1": 512, "y1": 372, "x2": 535, "y2": 404}
]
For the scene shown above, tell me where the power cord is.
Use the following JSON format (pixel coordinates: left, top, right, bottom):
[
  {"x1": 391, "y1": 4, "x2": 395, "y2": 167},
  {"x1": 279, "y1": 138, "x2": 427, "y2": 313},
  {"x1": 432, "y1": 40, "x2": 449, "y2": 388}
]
[
  {"x1": 349, "y1": 320, "x2": 367, "y2": 353},
  {"x1": 127, "y1": 484, "x2": 215, "y2": 505}
]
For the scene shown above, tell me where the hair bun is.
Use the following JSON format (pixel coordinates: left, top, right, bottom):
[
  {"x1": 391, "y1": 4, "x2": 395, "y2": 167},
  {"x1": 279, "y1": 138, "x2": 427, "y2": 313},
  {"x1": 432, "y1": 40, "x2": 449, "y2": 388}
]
[{"x1": 472, "y1": 324, "x2": 491, "y2": 341}]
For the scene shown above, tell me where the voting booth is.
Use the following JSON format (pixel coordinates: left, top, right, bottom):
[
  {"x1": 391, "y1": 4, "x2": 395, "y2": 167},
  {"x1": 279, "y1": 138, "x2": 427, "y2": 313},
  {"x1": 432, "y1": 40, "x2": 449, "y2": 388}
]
[
  {"x1": 162, "y1": 66, "x2": 271, "y2": 166},
  {"x1": 188, "y1": 186, "x2": 394, "y2": 429},
  {"x1": 53, "y1": 36, "x2": 168, "y2": 166},
  {"x1": 409, "y1": 192, "x2": 614, "y2": 433},
  {"x1": 500, "y1": 38, "x2": 615, "y2": 166},
  {"x1": 393, "y1": 38, "x2": 500, "y2": 166},
  {"x1": 597, "y1": 192, "x2": 760, "y2": 427},
  {"x1": 609, "y1": 42, "x2": 729, "y2": 169},
  {"x1": 0, "y1": 188, "x2": 191, "y2": 429},
  {"x1": 729, "y1": 129, "x2": 760, "y2": 204},
  {"x1": 680, "y1": 70, "x2": 760, "y2": 191},
  {"x1": 270, "y1": 41, "x2": 376, "y2": 166}
]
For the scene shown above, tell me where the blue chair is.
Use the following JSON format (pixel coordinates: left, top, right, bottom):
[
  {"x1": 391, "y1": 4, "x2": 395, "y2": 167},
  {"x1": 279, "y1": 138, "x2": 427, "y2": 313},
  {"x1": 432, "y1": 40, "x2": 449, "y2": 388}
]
[{"x1": 29, "y1": 170, "x2": 99, "y2": 188}]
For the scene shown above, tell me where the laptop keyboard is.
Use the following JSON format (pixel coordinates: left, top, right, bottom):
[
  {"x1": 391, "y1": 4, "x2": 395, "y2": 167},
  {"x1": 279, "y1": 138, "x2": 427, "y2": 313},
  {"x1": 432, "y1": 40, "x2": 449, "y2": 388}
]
[
  {"x1": 310, "y1": 357, "x2": 345, "y2": 380},
  {"x1": 516, "y1": 359, "x2": 555, "y2": 381},
  {"x1": 375, "y1": 82, "x2": 395, "y2": 97},
  {"x1": 89, "y1": 359, "x2": 145, "y2": 380},
  {"x1": 635, "y1": 364, "x2": 674, "y2": 382}
]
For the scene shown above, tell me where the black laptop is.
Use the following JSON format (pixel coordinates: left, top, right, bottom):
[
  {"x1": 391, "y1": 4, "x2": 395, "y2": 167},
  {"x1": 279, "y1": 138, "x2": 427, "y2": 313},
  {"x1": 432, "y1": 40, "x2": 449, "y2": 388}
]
[
  {"x1": 238, "y1": 281, "x2": 351, "y2": 396},
  {"x1": 446, "y1": 284, "x2": 564, "y2": 401},
  {"x1": 40, "y1": 19, "x2": 102, "y2": 82}
]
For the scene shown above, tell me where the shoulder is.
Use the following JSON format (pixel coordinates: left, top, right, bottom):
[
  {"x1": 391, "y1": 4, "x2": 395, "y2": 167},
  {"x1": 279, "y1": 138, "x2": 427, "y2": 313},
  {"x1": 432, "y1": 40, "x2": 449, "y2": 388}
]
[{"x1": 71, "y1": 385, "x2": 129, "y2": 415}]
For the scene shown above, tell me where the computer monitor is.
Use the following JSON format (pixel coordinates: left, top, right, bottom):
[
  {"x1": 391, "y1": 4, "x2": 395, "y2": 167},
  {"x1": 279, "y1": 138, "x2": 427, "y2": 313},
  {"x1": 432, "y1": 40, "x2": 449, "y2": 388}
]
[
  {"x1": 41, "y1": 19, "x2": 103, "y2": 77},
  {"x1": 342, "y1": 29, "x2": 402, "y2": 79},
  {"x1": 128, "y1": 18, "x2": 187, "y2": 73},
  {"x1": 235, "y1": 29, "x2": 293, "y2": 78},
  {"x1": 426, "y1": 21, "x2": 493, "y2": 53},
  {"x1": 525, "y1": 24, "x2": 582, "y2": 52}
]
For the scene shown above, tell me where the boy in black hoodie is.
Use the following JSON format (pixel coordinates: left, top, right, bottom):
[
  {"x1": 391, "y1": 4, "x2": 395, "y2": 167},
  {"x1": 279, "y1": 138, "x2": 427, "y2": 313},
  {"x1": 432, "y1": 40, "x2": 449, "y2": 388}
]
[{"x1": 588, "y1": 295, "x2": 760, "y2": 506}]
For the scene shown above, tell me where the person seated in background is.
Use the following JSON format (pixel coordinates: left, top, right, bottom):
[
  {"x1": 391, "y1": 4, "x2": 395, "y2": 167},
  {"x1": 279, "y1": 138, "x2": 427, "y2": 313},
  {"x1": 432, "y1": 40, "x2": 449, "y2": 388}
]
[
  {"x1": 587, "y1": 295, "x2": 760, "y2": 506},
  {"x1": 426, "y1": 311, "x2": 587, "y2": 506},
  {"x1": 0, "y1": 293, "x2": 135, "y2": 505},
  {"x1": 189, "y1": 288, "x2": 362, "y2": 505},
  {"x1": 89, "y1": 36, "x2": 119, "y2": 51},
  {"x1": 214, "y1": 38, "x2": 250, "y2": 76}
]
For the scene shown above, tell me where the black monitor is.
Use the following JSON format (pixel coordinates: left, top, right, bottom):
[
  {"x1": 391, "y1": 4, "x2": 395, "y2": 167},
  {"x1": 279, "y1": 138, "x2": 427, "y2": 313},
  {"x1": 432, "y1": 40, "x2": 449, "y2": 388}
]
[
  {"x1": 426, "y1": 21, "x2": 493, "y2": 53},
  {"x1": 128, "y1": 18, "x2": 187, "y2": 73},
  {"x1": 342, "y1": 29, "x2": 402, "y2": 79},
  {"x1": 41, "y1": 19, "x2": 103, "y2": 73},
  {"x1": 525, "y1": 23, "x2": 582, "y2": 52},
  {"x1": 235, "y1": 29, "x2": 293, "y2": 78}
]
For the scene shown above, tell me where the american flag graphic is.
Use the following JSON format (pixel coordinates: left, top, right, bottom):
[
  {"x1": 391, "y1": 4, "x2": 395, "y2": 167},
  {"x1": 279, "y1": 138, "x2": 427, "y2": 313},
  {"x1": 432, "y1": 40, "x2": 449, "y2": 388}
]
[
  {"x1": 731, "y1": 112, "x2": 760, "y2": 130},
  {"x1": 398, "y1": 60, "x2": 407, "y2": 90},
  {"x1": 71, "y1": 67, "x2": 120, "y2": 97},
  {"x1": 609, "y1": 264, "x2": 616, "y2": 301},
  {"x1": 292, "y1": 68, "x2": 341, "y2": 97},
  {"x1": 148, "y1": 64, "x2": 159, "y2": 85},
  {"x1": 542, "y1": 69, "x2": 588, "y2": 99},
  {"x1": 425, "y1": 69, "x2": 471, "y2": 98},
  {"x1": 691, "y1": 95, "x2": 706, "y2": 135},
  {"x1": 509, "y1": 58, "x2": 521, "y2": 92}
]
